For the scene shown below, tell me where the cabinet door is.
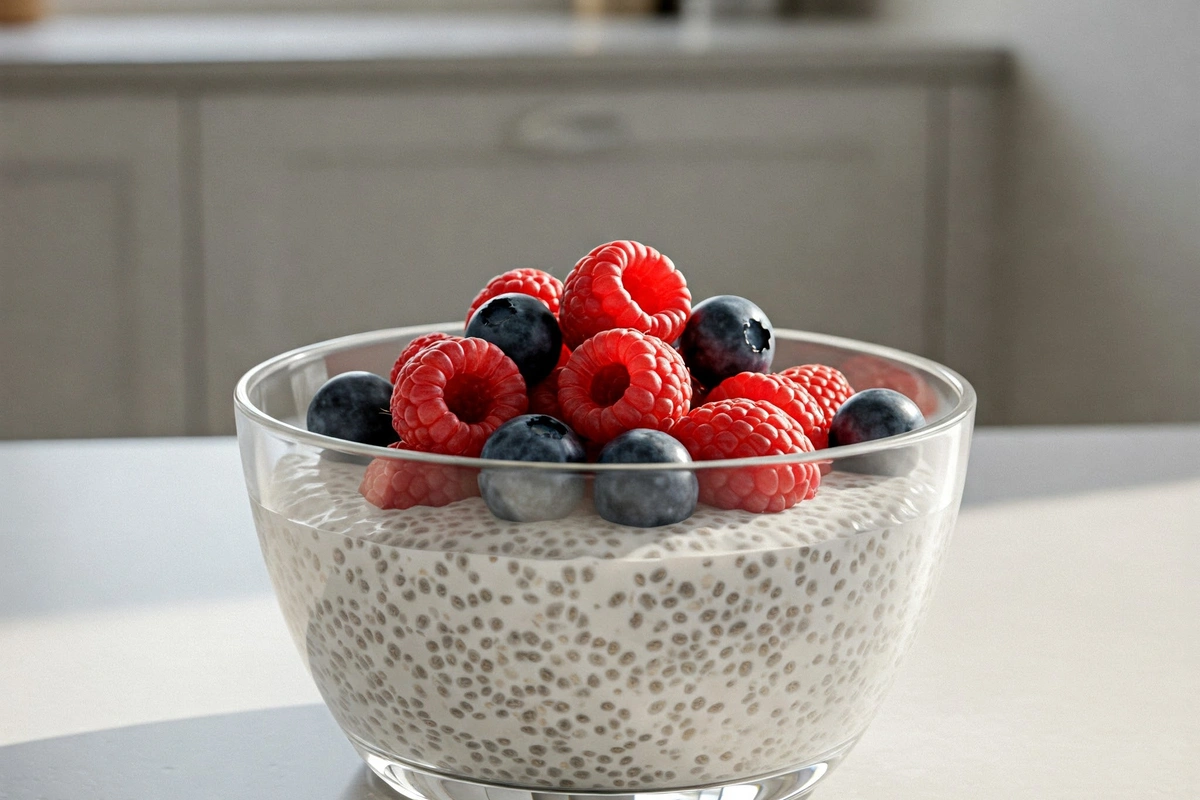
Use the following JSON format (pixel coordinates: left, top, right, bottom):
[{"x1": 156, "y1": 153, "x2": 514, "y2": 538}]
[
  {"x1": 0, "y1": 96, "x2": 187, "y2": 439},
  {"x1": 201, "y1": 87, "x2": 928, "y2": 434}
]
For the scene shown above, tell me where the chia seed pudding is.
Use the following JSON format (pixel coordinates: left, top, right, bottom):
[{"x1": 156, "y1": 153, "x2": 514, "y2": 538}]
[{"x1": 252, "y1": 453, "x2": 957, "y2": 791}]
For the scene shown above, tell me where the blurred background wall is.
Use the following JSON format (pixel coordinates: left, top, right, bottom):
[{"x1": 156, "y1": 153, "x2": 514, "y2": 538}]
[
  {"x1": 881, "y1": 0, "x2": 1200, "y2": 424},
  {"x1": 1, "y1": 2, "x2": 1197, "y2": 439}
]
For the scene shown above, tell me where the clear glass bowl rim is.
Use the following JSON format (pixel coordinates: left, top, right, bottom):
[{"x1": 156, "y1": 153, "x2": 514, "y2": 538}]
[{"x1": 235, "y1": 322, "x2": 976, "y2": 473}]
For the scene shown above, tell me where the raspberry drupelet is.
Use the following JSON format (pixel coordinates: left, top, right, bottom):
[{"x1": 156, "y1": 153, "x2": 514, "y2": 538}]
[
  {"x1": 558, "y1": 240, "x2": 691, "y2": 349},
  {"x1": 528, "y1": 367, "x2": 564, "y2": 419},
  {"x1": 359, "y1": 442, "x2": 480, "y2": 509},
  {"x1": 557, "y1": 328, "x2": 692, "y2": 444},
  {"x1": 706, "y1": 371, "x2": 828, "y2": 450},
  {"x1": 389, "y1": 332, "x2": 459, "y2": 384},
  {"x1": 390, "y1": 337, "x2": 528, "y2": 457},
  {"x1": 778, "y1": 364, "x2": 855, "y2": 433},
  {"x1": 465, "y1": 268, "x2": 563, "y2": 328},
  {"x1": 671, "y1": 398, "x2": 820, "y2": 513}
]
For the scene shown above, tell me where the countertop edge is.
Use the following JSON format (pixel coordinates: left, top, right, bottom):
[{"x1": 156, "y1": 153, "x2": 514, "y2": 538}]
[{"x1": 0, "y1": 16, "x2": 1011, "y2": 89}]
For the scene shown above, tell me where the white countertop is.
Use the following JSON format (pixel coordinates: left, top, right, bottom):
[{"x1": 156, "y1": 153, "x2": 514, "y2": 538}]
[
  {"x1": 1, "y1": 427, "x2": 1197, "y2": 797},
  {"x1": 0, "y1": 14, "x2": 1007, "y2": 83}
]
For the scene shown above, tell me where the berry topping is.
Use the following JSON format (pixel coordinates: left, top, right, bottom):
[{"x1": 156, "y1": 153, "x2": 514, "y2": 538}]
[
  {"x1": 528, "y1": 367, "x2": 564, "y2": 419},
  {"x1": 594, "y1": 429, "x2": 698, "y2": 528},
  {"x1": 706, "y1": 371, "x2": 828, "y2": 449},
  {"x1": 559, "y1": 240, "x2": 691, "y2": 349},
  {"x1": 479, "y1": 415, "x2": 587, "y2": 522},
  {"x1": 306, "y1": 371, "x2": 399, "y2": 447},
  {"x1": 838, "y1": 354, "x2": 939, "y2": 418},
  {"x1": 465, "y1": 293, "x2": 563, "y2": 386},
  {"x1": 389, "y1": 332, "x2": 458, "y2": 384},
  {"x1": 828, "y1": 388, "x2": 925, "y2": 475},
  {"x1": 359, "y1": 443, "x2": 479, "y2": 510},
  {"x1": 778, "y1": 364, "x2": 855, "y2": 431},
  {"x1": 690, "y1": 374, "x2": 709, "y2": 407},
  {"x1": 390, "y1": 337, "x2": 528, "y2": 457},
  {"x1": 465, "y1": 268, "x2": 563, "y2": 328},
  {"x1": 671, "y1": 399, "x2": 820, "y2": 513},
  {"x1": 557, "y1": 328, "x2": 692, "y2": 444},
  {"x1": 678, "y1": 295, "x2": 775, "y2": 387}
]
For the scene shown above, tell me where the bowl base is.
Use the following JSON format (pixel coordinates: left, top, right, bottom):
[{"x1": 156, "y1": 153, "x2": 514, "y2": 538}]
[{"x1": 350, "y1": 736, "x2": 859, "y2": 800}]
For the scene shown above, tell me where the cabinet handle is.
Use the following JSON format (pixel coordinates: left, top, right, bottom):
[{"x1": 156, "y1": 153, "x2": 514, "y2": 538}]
[{"x1": 510, "y1": 106, "x2": 630, "y2": 156}]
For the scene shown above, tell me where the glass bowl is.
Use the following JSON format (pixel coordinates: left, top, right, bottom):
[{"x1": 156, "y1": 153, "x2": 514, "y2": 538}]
[{"x1": 235, "y1": 323, "x2": 975, "y2": 800}]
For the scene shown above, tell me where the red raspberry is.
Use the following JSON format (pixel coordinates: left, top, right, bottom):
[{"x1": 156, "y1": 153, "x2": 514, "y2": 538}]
[
  {"x1": 707, "y1": 371, "x2": 828, "y2": 449},
  {"x1": 559, "y1": 241, "x2": 691, "y2": 349},
  {"x1": 359, "y1": 443, "x2": 479, "y2": 510},
  {"x1": 557, "y1": 328, "x2": 691, "y2": 444},
  {"x1": 578, "y1": 438, "x2": 607, "y2": 464},
  {"x1": 672, "y1": 399, "x2": 820, "y2": 513},
  {"x1": 839, "y1": 354, "x2": 939, "y2": 418},
  {"x1": 555, "y1": 344, "x2": 571, "y2": 369},
  {"x1": 529, "y1": 367, "x2": 563, "y2": 419},
  {"x1": 466, "y1": 268, "x2": 563, "y2": 327},
  {"x1": 389, "y1": 332, "x2": 459, "y2": 384},
  {"x1": 690, "y1": 375, "x2": 709, "y2": 408},
  {"x1": 778, "y1": 364, "x2": 855, "y2": 431},
  {"x1": 391, "y1": 338, "x2": 528, "y2": 457}
]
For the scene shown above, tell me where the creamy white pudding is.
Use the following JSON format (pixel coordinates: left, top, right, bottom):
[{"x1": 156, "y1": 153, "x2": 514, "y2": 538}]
[{"x1": 252, "y1": 453, "x2": 956, "y2": 791}]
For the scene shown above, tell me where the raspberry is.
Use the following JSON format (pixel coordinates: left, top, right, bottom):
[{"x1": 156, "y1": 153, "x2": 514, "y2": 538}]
[
  {"x1": 466, "y1": 268, "x2": 563, "y2": 327},
  {"x1": 526, "y1": 347, "x2": 572, "y2": 420},
  {"x1": 559, "y1": 241, "x2": 691, "y2": 349},
  {"x1": 359, "y1": 443, "x2": 479, "y2": 510},
  {"x1": 529, "y1": 367, "x2": 563, "y2": 419},
  {"x1": 557, "y1": 328, "x2": 691, "y2": 444},
  {"x1": 839, "y1": 354, "x2": 939, "y2": 418},
  {"x1": 391, "y1": 338, "x2": 528, "y2": 457},
  {"x1": 671, "y1": 399, "x2": 820, "y2": 513},
  {"x1": 389, "y1": 332, "x2": 459, "y2": 384},
  {"x1": 707, "y1": 371, "x2": 828, "y2": 449},
  {"x1": 778, "y1": 364, "x2": 855, "y2": 431},
  {"x1": 581, "y1": 438, "x2": 607, "y2": 463},
  {"x1": 690, "y1": 375, "x2": 709, "y2": 408}
]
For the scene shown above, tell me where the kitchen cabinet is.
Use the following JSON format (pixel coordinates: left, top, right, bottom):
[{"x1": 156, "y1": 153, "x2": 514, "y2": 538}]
[
  {"x1": 199, "y1": 86, "x2": 933, "y2": 433},
  {"x1": 0, "y1": 96, "x2": 188, "y2": 438},
  {"x1": 0, "y1": 17, "x2": 1005, "y2": 436}
]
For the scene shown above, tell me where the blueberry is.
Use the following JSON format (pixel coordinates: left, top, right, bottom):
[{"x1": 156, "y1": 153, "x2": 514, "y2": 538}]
[
  {"x1": 479, "y1": 415, "x2": 587, "y2": 522},
  {"x1": 828, "y1": 388, "x2": 926, "y2": 475},
  {"x1": 306, "y1": 371, "x2": 399, "y2": 447},
  {"x1": 678, "y1": 295, "x2": 775, "y2": 388},
  {"x1": 466, "y1": 293, "x2": 562, "y2": 387},
  {"x1": 594, "y1": 429, "x2": 698, "y2": 527}
]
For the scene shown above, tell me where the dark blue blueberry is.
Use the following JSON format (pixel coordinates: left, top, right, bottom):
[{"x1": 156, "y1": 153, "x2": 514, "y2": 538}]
[
  {"x1": 594, "y1": 429, "x2": 698, "y2": 528},
  {"x1": 678, "y1": 295, "x2": 775, "y2": 388},
  {"x1": 305, "y1": 371, "x2": 399, "y2": 448},
  {"x1": 828, "y1": 388, "x2": 926, "y2": 475},
  {"x1": 479, "y1": 414, "x2": 586, "y2": 522},
  {"x1": 465, "y1": 293, "x2": 562, "y2": 387}
]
